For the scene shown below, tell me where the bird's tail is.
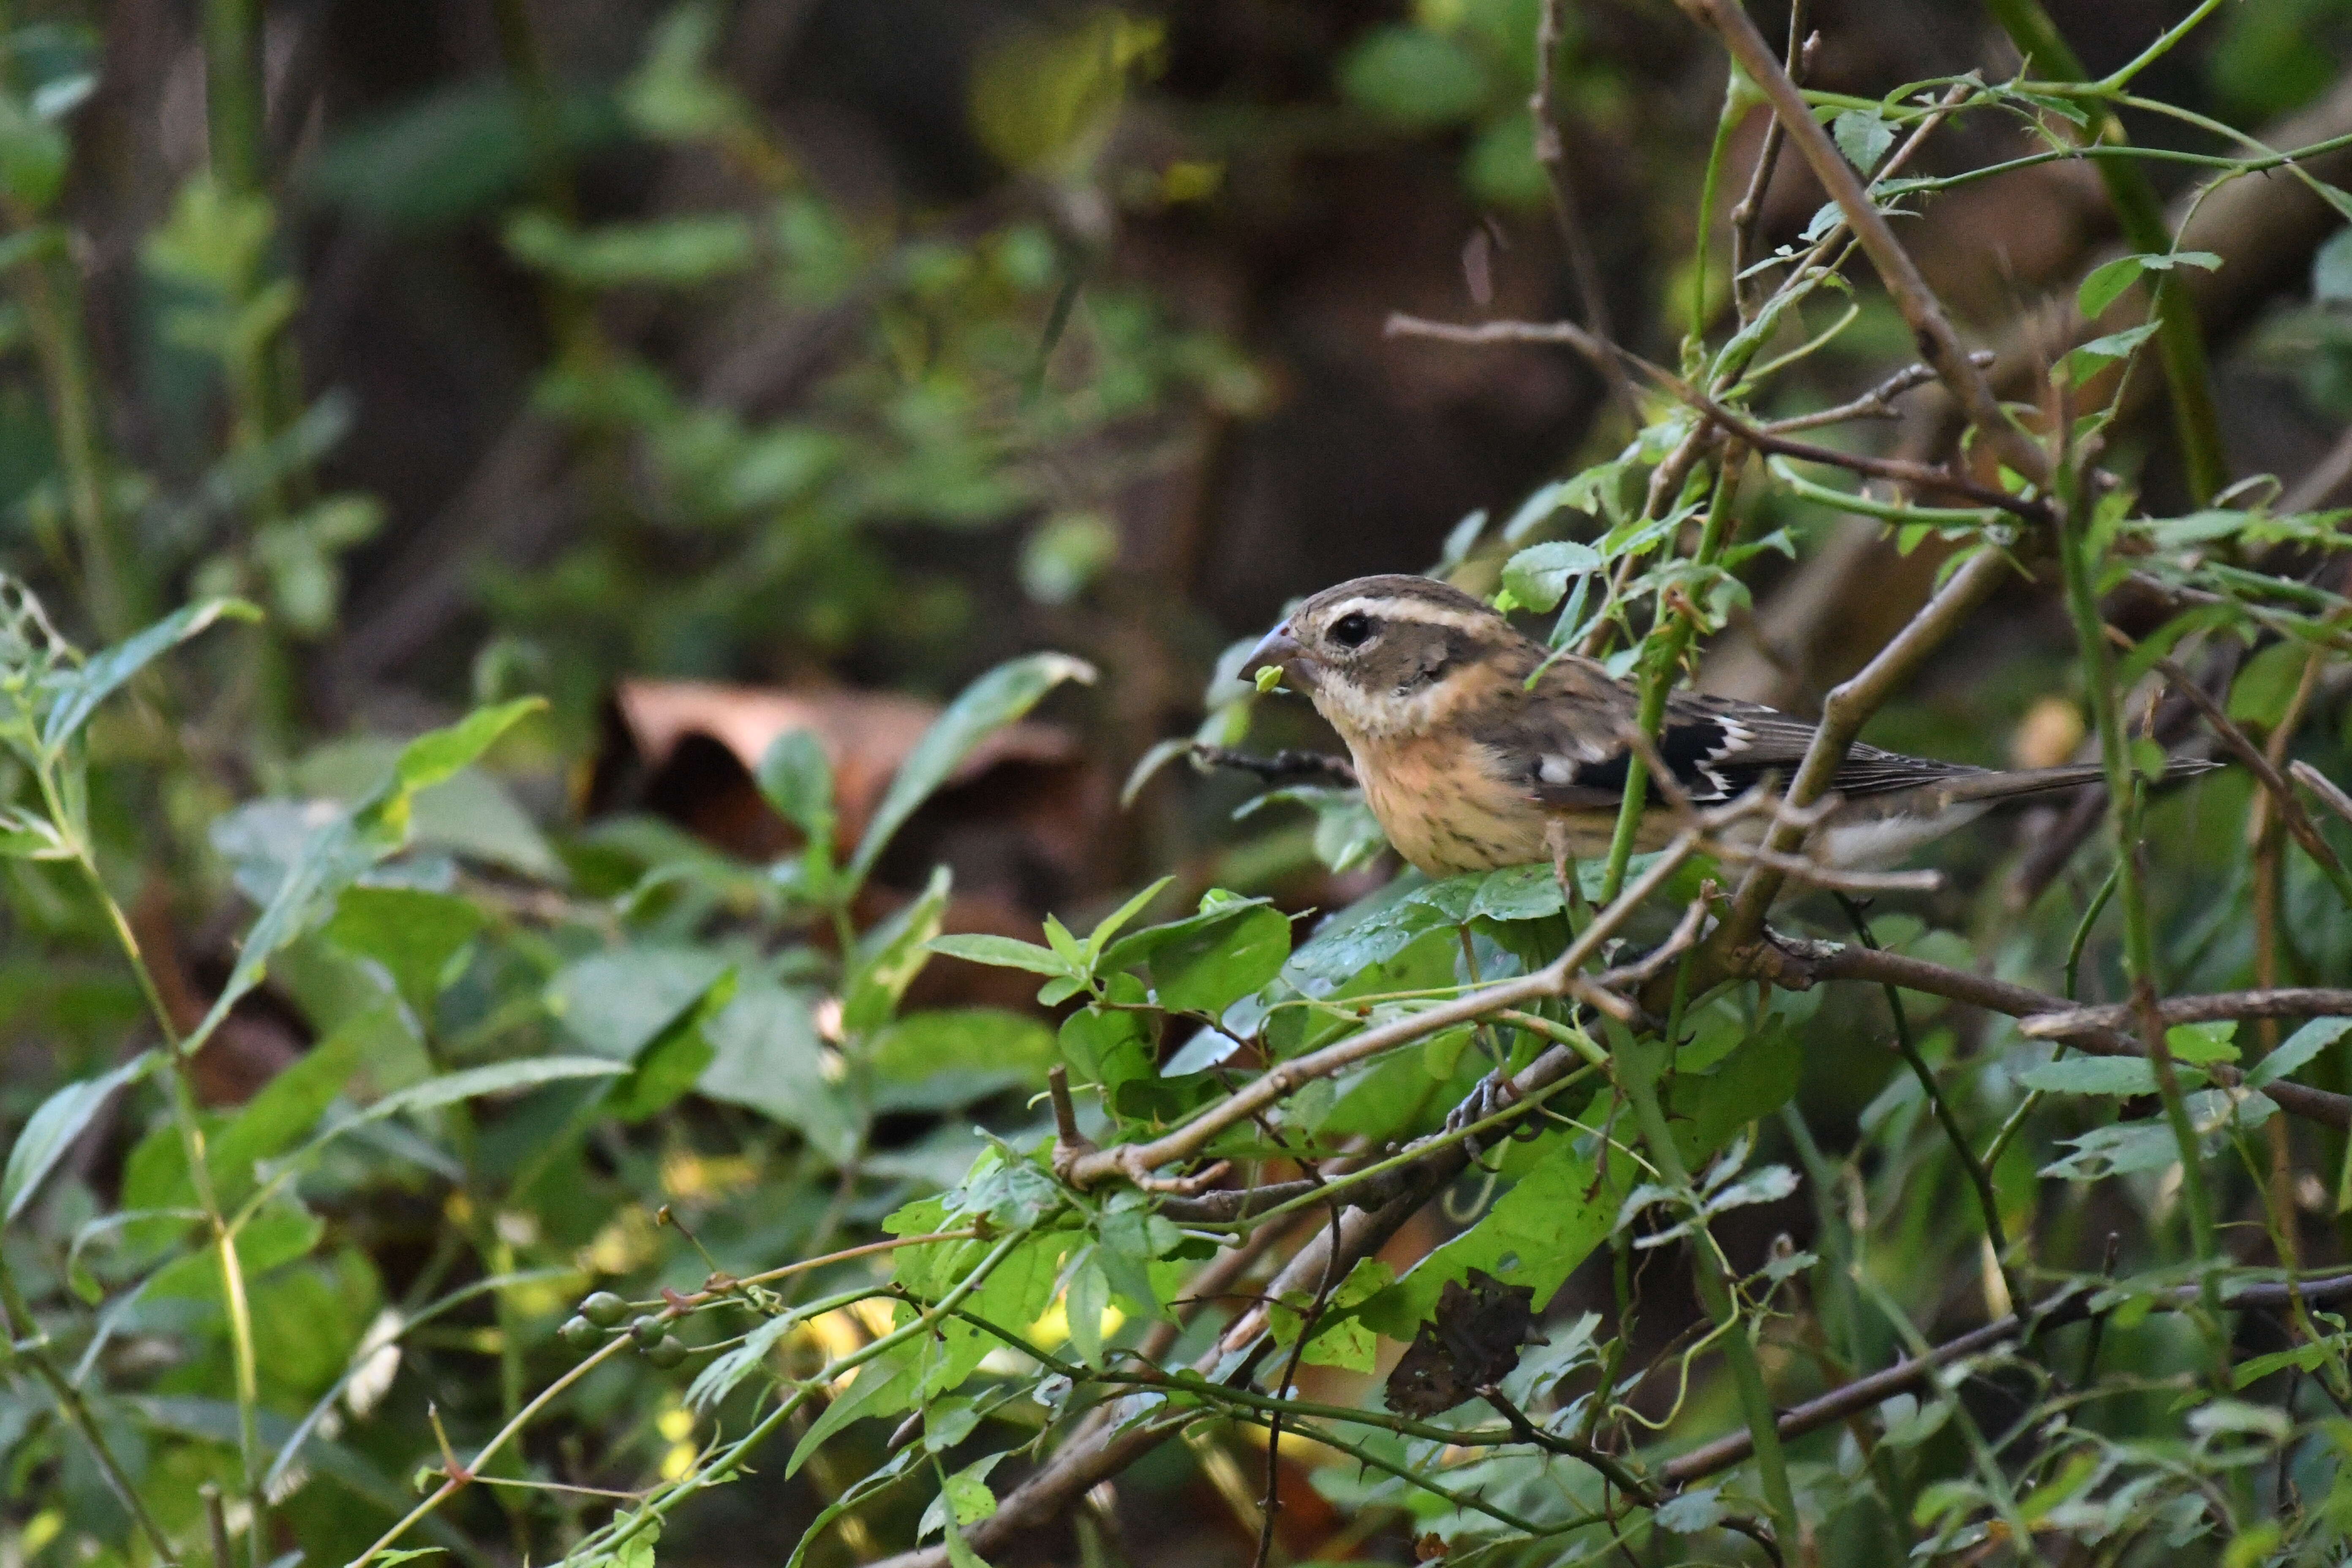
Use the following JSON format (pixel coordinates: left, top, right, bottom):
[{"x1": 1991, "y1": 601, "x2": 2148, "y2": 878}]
[{"x1": 1932, "y1": 755, "x2": 2221, "y2": 806}]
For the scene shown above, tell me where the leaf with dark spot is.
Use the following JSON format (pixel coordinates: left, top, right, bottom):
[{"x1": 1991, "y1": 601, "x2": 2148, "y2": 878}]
[{"x1": 1381, "y1": 1269, "x2": 1542, "y2": 1417}]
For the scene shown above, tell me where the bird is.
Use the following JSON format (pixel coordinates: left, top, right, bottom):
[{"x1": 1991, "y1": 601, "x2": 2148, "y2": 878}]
[{"x1": 1240, "y1": 573, "x2": 2216, "y2": 879}]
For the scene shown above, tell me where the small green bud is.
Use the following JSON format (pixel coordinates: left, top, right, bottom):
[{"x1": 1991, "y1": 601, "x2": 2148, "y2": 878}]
[
  {"x1": 629, "y1": 1315, "x2": 665, "y2": 1348},
  {"x1": 558, "y1": 1315, "x2": 599, "y2": 1349},
  {"x1": 645, "y1": 1334, "x2": 688, "y2": 1368},
  {"x1": 1253, "y1": 665, "x2": 1284, "y2": 694},
  {"x1": 579, "y1": 1291, "x2": 629, "y2": 1327}
]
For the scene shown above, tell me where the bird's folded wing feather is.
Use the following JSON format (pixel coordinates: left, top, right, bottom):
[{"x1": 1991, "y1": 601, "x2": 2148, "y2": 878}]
[{"x1": 1497, "y1": 657, "x2": 1981, "y2": 809}]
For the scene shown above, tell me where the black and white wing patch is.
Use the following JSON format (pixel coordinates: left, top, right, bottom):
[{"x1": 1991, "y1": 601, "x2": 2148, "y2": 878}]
[{"x1": 1524, "y1": 693, "x2": 1981, "y2": 809}]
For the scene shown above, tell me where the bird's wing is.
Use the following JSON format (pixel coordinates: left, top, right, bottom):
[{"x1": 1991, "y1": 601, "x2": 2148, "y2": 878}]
[{"x1": 1497, "y1": 668, "x2": 1980, "y2": 809}]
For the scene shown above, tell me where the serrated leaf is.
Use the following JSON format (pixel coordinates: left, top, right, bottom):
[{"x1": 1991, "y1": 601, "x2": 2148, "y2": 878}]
[
  {"x1": 1501, "y1": 540, "x2": 1603, "y2": 614},
  {"x1": 2058, "y1": 322, "x2": 2159, "y2": 381},
  {"x1": 1831, "y1": 109, "x2": 1895, "y2": 173},
  {"x1": 2248, "y1": 1017, "x2": 2351, "y2": 1089},
  {"x1": 1656, "y1": 1486, "x2": 1726, "y2": 1533}
]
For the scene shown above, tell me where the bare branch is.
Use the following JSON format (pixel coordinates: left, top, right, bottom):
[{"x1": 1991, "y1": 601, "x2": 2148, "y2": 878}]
[
  {"x1": 1759, "y1": 353, "x2": 1994, "y2": 434},
  {"x1": 2017, "y1": 988, "x2": 2352, "y2": 1040},
  {"x1": 1671, "y1": 0, "x2": 2045, "y2": 487},
  {"x1": 1662, "y1": 1270, "x2": 2352, "y2": 1485}
]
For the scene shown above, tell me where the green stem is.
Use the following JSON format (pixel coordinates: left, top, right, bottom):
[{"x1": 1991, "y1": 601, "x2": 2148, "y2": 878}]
[
  {"x1": 2051, "y1": 458, "x2": 2227, "y2": 1373},
  {"x1": 1689, "y1": 72, "x2": 1747, "y2": 349},
  {"x1": 0, "y1": 1247, "x2": 181, "y2": 1563},
  {"x1": 1599, "y1": 462, "x2": 1741, "y2": 903},
  {"x1": 43, "y1": 762, "x2": 267, "y2": 1565},
  {"x1": 1983, "y1": 0, "x2": 2226, "y2": 504},
  {"x1": 1616, "y1": 1037, "x2": 1798, "y2": 1546}
]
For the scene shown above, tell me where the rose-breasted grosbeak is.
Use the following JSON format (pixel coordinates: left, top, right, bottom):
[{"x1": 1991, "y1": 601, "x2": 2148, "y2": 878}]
[{"x1": 1243, "y1": 574, "x2": 2214, "y2": 878}]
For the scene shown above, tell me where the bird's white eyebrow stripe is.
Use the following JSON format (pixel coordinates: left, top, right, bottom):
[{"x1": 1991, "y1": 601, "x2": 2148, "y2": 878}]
[{"x1": 1316, "y1": 595, "x2": 1493, "y2": 633}]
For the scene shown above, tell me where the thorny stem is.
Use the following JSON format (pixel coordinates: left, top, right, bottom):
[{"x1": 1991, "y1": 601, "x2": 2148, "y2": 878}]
[{"x1": 1599, "y1": 455, "x2": 1743, "y2": 904}]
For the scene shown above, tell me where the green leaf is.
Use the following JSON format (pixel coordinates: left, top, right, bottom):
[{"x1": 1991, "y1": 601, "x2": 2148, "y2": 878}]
[
  {"x1": 2165, "y1": 1021, "x2": 2239, "y2": 1064},
  {"x1": 789, "y1": 1342, "x2": 923, "y2": 1477},
  {"x1": 40, "y1": 598, "x2": 259, "y2": 754},
  {"x1": 546, "y1": 947, "x2": 733, "y2": 1060},
  {"x1": 2318, "y1": 227, "x2": 2352, "y2": 303},
  {"x1": 1337, "y1": 25, "x2": 1489, "y2": 128},
  {"x1": 944, "y1": 1522, "x2": 994, "y2": 1568},
  {"x1": 2019, "y1": 1056, "x2": 2163, "y2": 1096},
  {"x1": 868, "y1": 1009, "x2": 1055, "y2": 1112},
  {"x1": 2058, "y1": 322, "x2": 2159, "y2": 381},
  {"x1": 1500, "y1": 540, "x2": 1603, "y2": 614},
  {"x1": 1831, "y1": 108, "x2": 1895, "y2": 172},
  {"x1": 756, "y1": 728, "x2": 835, "y2": 841},
  {"x1": 846, "y1": 867, "x2": 953, "y2": 1035},
  {"x1": 1361, "y1": 1133, "x2": 1622, "y2": 1336},
  {"x1": 504, "y1": 209, "x2": 758, "y2": 287},
  {"x1": 1146, "y1": 903, "x2": 1290, "y2": 1016},
  {"x1": 848, "y1": 652, "x2": 1095, "y2": 888},
  {"x1": 2077, "y1": 255, "x2": 2148, "y2": 321},
  {"x1": 922, "y1": 1457, "x2": 1002, "y2": 1540},
  {"x1": 204, "y1": 1008, "x2": 375, "y2": 1204},
  {"x1": 4, "y1": 1052, "x2": 157, "y2": 1222},
  {"x1": 379, "y1": 697, "x2": 545, "y2": 806},
  {"x1": 2249, "y1": 1018, "x2": 2351, "y2": 1089},
  {"x1": 2227, "y1": 640, "x2": 2309, "y2": 727},
  {"x1": 1656, "y1": 1486, "x2": 1726, "y2": 1534},
  {"x1": 926, "y1": 933, "x2": 1074, "y2": 978},
  {"x1": 185, "y1": 701, "x2": 546, "y2": 1059},
  {"x1": 323, "y1": 886, "x2": 486, "y2": 1013},
  {"x1": 341, "y1": 1055, "x2": 627, "y2": 1127},
  {"x1": 607, "y1": 1002, "x2": 722, "y2": 1122},
  {"x1": 1083, "y1": 876, "x2": 1175, "y2": 964},
  {"x1": 698, "y1": 979, "x2": 857, "y2": 1161},
  {"x1": 1059, "y1": 994, "x2": 1153, "y2": 1094}
]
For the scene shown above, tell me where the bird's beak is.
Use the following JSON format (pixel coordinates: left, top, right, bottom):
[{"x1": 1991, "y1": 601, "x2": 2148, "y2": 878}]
[{"x1": 1243, "y1": 624, "x2": 1310, "y2": 687}]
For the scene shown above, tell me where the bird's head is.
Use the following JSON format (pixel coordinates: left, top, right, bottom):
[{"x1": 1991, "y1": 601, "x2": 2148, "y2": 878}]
[{"x1": 1242, "y1": 574, "x2": 1520, "y2": 739}]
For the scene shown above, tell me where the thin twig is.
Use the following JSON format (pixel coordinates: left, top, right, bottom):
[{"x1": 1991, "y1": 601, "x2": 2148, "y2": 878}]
[
  {"x1": 1190, "y1": 743, "x2": 1359, "y2": 787},
  {"x1": 2017, "y1": 988, "x2": 2352, "y2": 1039},
  {"x1": 2293, "y1": 759, "x2": 2352, "y2": 826},
  {"x1": 1673, "y1": 0, "x2": 2047, "y2": 488},
  {"x1": 1759, "y1": 353, "x2": 1994, "y2": 434},
  {"x1": 2153, "y1": 653, "x2": 2352, "y2": 907},
  {"x1": 1530, "y1": 0, "x2": 1636, "y2": 420},
  {"x1": 1729, "y1": 0, "x2": 1811, "y2": 322}
]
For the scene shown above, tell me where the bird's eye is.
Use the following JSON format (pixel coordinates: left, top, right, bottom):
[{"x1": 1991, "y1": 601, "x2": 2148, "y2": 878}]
[{"x1": 1329, "y1": 612, "x2": 1374, "y2": 649}]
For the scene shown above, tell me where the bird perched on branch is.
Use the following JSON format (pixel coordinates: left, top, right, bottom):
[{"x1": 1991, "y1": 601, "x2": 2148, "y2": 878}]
[{"x1": 1242, "y1": 574, "x2": 2215, "y2": 878}]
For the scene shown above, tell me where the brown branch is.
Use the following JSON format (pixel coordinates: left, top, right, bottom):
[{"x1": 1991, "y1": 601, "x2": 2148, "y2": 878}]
[
  {"x1": 1671, "y1": 0, "x2": 2044, "y2": 488},
  {"x1": 2294, "y1": 759, "x2": 2352, "y2": 826},
  {"x1": 1728, "y1": 0, "x2": 1811, "y2": 322},
  {"x1": 1701, "y1": 545, "x2": 2017, "y2": 963},
  {"x1": 1679, "y1": 383, "x2": 2050, "y2": 521},
  {"x1": 1759, "y1": 354, "x2": 1993, "y2": 434},
  {"x1": 1385, "y1": 311, "x2": 1617, "y2": 380},
  {"x1": 1661, "y1": 1270, "x2": 2352, "y2": 1484},
  {"x1": 1736, "y1": 935, "x2": 2352, "y2": 1129},
  {"x1": 1530, "y1": 0, "x2": 1636, "y2": 420},
  {"x1": 2017, "y1": 988, "x2": 2352, "y2": 1040},
  {"x1": 2154, "y1": 653, "x2": 2352, "y2": 890},
  {"x1": 1064, "y1": 823, "x2": 1701, "y2": 1190}
]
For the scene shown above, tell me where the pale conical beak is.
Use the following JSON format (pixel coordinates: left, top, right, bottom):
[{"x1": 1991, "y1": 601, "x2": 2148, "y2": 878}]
[{"x1": 1242, "y1": 625, "x2": 1309, "y2": 684}]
